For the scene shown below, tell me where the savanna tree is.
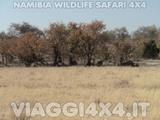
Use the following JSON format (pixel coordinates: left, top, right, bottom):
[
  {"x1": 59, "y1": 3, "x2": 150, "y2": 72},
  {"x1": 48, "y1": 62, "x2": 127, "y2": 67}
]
[
  {"x1": 67, "y1": 22, "x2": 83, "y2": 65},
  {"x1": 0, "y1": 32, "x2": 14, "y2": 66},
  {"x1": 12, "y1": 32, "x2": 47, "y2": 66},
  {"x1": 46, "y1": 23, "x2": 69, "y2": 66},
  {"x1": 79, "y1": 20, "x2": 106, "y2": 66},
  {"x1": 8, "y1": 22, "x2": 44, "y2": 37}
]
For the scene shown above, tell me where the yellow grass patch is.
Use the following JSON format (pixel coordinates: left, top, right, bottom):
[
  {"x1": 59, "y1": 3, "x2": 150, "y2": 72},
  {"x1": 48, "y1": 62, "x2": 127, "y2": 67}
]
[{"x1": 0, "y1": 67, "x2": 160, "y2": 120}]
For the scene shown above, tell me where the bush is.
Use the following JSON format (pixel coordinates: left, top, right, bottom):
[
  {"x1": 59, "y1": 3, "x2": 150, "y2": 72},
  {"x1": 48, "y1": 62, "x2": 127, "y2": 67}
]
[{"x1": 143, "y1": 40, "x2": 159, "y2": 59}]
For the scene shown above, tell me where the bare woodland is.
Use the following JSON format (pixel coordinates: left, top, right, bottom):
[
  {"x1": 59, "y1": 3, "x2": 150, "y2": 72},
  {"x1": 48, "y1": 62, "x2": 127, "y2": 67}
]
[{"x1": 0, "y1": 21, "x2": 160, "y2": 67}]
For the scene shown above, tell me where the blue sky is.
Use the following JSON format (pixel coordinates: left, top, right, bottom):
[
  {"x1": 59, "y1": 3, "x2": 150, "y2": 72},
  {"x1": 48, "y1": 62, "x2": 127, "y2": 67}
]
[{"x1": 0, "y1": 0, "x2": 160, "y2": 33}]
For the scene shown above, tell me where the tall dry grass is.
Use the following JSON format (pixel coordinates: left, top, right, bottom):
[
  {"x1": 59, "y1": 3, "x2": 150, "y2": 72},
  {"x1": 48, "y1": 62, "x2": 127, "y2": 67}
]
[{"x1": 0, "y1": 67, "x2": 160, "y2": 120}]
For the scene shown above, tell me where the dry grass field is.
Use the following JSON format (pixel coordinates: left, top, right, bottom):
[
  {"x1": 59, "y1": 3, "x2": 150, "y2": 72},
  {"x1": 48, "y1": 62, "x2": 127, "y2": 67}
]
[{"x1": 0, "y1": 67, "x2": 160, "y2": 120}]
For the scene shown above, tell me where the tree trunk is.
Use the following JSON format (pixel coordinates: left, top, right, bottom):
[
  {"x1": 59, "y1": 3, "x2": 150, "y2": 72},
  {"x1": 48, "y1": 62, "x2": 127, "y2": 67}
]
[
  {"x1": 69, "y1": 49, "x2": 77, "y2": 66},
  {"x1": 2, "y1": 54, "x2": 5, "y2": 65},
  {"x1": 53, "y1": 47, "x2": 63, "y2": 66},
  {"x1": 53, "y1": 47, "x2": 58, "y2": 66},
  {"x1": 86, "y1": 54, "x2": 92, "y2": 66}
]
